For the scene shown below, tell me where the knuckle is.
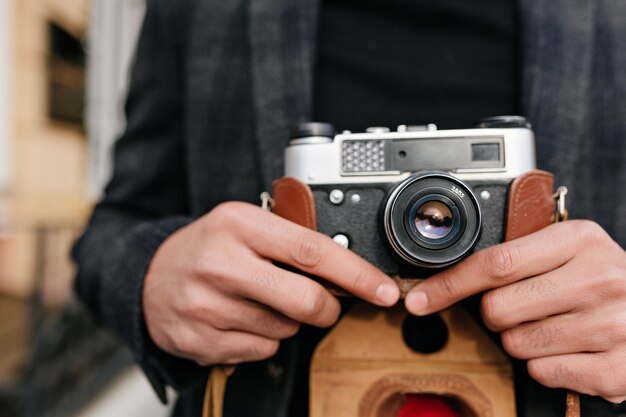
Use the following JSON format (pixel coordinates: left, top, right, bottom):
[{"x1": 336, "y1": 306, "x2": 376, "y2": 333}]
[
  {"x1": 602, "y1": 266, "x2": 626, "y2": 295},
  {"x1": 209, "y1": 201, "x2": 239, "y2": 225},
  {"x1": 257, "y1": 313, "x2": 300, "y2": 339},
  {"x1": 192, "y1": 252, "x2": 239, "y2": 291},
  {"x1": 260, "y1": 340, "x2": 281, "y2": 358},
  {"x1": 480, "y1": 290, "x2": 505, "y2": 330},
  {"x1": 172, "y1": 328, "x2": 200, "y2": 357},
  {"x1": 208, "y1": 201, "x2": 256, "y2": 232},
  {"x1": 191, "y1": 249, "x2": 229, "y2": 280},
  {"x1": 280, "y1": 320, "x2": 301, "y2": 338},
  {"x1": 483, "y1": 245, "x2": 517, "y2": 280},
  {"x1": 298, "y1": 284, "x2": 328, "y2": 323},
  {"x1": 191, "y1": 254, "x2": 213, "y2": 277},
  {"x1": 527, "y1": 360, "x2": 550, "y2": 386},
  {"x1": 183, "y1": 297, "x2": 208, "y2": 322},
  {"x1": 291, "y1": 233, "x2": 326, "y2": 269},
  {"x1": 501, "y1": 329, "x2": 524, "y2": 358},
  {"x1": 574, "y1": 220, "x2": 606, "y2": 242},
  {"x1": 179, "y1": 287, "x2": 207, "y2": 318},
  {"x1": 236, "y1": 340, "x2": 280, "y2": 363}
]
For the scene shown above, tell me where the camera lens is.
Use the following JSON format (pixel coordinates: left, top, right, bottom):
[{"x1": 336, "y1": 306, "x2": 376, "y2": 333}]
[
  {"x1": 414, "y1": 201, "x2": 453, "y2": 240},
  {"x1": 382, "y1": 173, "x2": 481, "y2": 268}
]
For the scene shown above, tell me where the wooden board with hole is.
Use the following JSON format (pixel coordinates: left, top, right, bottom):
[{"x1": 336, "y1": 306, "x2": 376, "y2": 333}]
[{"x1": 310, "y1": 302, "x2": 516, "y2": 417}]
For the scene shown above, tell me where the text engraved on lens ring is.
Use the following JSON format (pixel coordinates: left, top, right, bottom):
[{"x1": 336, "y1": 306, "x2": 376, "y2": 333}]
[{"x1": 451, "y1": 186, "x2": 465, "y2": 198}]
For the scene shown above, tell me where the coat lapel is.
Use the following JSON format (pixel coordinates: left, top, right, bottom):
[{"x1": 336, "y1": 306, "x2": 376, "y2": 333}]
[{"x1": 249, "y1": 0, "x2": 320, "y2": 190}]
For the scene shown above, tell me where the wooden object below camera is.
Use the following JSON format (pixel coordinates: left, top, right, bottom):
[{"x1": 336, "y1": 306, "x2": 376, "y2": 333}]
[{"x1": 310, "y1": 302, "x2": 516, "y2": 417}]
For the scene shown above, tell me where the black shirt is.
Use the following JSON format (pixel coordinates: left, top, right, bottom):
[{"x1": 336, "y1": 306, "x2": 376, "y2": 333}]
[
  {"x1": 313, "y1": 0, "x2": 520, "y2": 131},
  {"x1": 306, "y1": 2, "x2": 526, "y2": 416}
]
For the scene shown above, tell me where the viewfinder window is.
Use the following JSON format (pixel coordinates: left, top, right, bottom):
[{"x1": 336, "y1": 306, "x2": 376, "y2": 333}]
[{"x1": 471, "y1": 143, "x2": 500, "y2": 162}]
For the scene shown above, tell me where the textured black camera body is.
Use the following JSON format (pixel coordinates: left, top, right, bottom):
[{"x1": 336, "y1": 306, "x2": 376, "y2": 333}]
[
  {"x1": 284, "y1": 116, "x2": 538, "y2": 276},
  {"x1": 311, "y1": 179, "x2": 512, "y2": 277}
]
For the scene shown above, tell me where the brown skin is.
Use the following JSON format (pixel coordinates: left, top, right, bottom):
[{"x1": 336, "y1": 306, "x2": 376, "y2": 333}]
[
  {"x1": 405, "y1": 220, "x2": 626, "y2": 403},
  {"x1": 143, "y1": 201, "x2": 400, "y2": 366}
]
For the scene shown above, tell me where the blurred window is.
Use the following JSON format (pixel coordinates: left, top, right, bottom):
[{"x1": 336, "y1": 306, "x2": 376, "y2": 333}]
[{"x1": 48, "y1": 23, "x2": 85, "y2": 127}]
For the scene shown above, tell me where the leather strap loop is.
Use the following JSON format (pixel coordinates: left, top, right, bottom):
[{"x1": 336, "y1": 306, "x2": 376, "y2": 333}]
[
  {"x1": 202, "y1": 366, "x2": 229, "y2": 417},
  {"x1": 505, "y1": 169, "x2": 555, "y2": 241}
]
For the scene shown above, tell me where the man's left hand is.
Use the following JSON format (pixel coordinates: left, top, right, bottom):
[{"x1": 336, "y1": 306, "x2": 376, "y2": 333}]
[{"x1": 405, "y1": 220, "x2": 626, "y2": 403}]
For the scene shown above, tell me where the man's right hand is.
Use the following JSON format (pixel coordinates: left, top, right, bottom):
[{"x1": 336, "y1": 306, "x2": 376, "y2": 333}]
[{"x1": 142, "y1": 201, "x2": 400, "y2": 366}]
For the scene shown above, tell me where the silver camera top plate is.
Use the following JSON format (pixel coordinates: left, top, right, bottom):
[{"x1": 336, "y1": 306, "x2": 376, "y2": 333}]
[{"x1": 285, "y1": 126, "x2": 536, "y2": 184}]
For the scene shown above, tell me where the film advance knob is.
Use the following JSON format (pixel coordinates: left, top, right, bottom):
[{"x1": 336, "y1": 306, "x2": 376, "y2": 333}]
[
  {"x1": 290, "y1": 122, "x2": 336, "y2": 144},
  {"x1": 475, "y1": 115, "x2": 532, "y2": 129}
]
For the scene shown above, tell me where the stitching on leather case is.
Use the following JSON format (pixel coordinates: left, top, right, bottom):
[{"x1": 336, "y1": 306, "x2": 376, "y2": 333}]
[
  {"x1": 275, "y1": 178, "x2": 315, "y2": 230},
  {"x1": 509, "y1": 171, "x2": 552, "y2": 240}
]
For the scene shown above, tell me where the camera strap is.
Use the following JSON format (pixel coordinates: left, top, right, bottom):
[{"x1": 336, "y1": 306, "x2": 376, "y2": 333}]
[
  {"x1": 552, "y1": 186, "x2": 579, "y2": 417},
  {"x1": 201, "y1": 191, "x2": 279, "y2": 417},
  {"x1": 202, "y1": 365, "x2": 228, "y2": 417}
]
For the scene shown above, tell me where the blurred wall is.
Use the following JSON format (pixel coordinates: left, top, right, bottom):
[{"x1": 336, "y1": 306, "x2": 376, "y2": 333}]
[
  {"x1": 0, "y1": 0, "x2": 91, "y2": 306},
  {"x1": 0, "y1": 0, "x2": 90, "y2": 380},
  {"x1": 0, "y1": 2, "x2": 159, "y2": 413},
  {"x1": 0, "y1": 0, "x2": 14, "y2": 202}
]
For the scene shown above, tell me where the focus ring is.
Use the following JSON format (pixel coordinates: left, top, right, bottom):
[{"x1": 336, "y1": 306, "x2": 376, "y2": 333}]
[{"x1": 382, "y1": 172, "x2": 482, "y2": 268}]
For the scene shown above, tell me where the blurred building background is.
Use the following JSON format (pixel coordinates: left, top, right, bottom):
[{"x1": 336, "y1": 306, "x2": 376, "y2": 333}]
[{"x1": 0, "y1": 0, "x2": 170, "y2": 415}]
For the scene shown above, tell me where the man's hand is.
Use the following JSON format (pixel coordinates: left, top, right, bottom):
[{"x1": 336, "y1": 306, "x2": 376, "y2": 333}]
[
  {"x1": 143, "y1": 202, "x2": 399, "y2": 366},
  {"x1": 405, "y1": 220, "x2": 626, "y2": 402}
]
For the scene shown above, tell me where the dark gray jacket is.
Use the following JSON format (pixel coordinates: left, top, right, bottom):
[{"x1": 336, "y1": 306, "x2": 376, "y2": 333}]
[{"x1": 73, "y1": 0, "x2": 626, "y2": 416}]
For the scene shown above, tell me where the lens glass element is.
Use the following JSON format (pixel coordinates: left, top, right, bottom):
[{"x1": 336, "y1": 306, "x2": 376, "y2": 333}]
[{"x1": 414, "y1": 201, "x2": 453, "y2": 240}]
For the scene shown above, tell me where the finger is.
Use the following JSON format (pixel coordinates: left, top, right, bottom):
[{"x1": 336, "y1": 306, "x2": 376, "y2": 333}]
[
  {"x1": 232, "y1": 203, "x2": 399, "y2": 306},
  {"x1": 500, "y1": 312, "x2": 609, "y2": 359},
  {"x1": 200, "y1": 331, "x2": 280, "y2": 366},
  {"x1": 193, "y1": 294, "x2": 301, "y2": 340},
  {"x1": 212, "y1": 255, "x2": 342, "y2": 327},
  {"x1": 224, "y1": 299, "x2": 301, "y2": 340},
  {"x1": 481, "y1": 252, "x2": 626, "y2": 331},
  {"x1": 179, "y1": 273, "x2": 305, "y2": 336},
  {"x1": 170, "y1": 323, "x2": 280, "y2": 365},
  {"x1": 213, "y1": 331, "x2": 281, "y2": 365},
  {"x1": 528, "y1": 351, "x2": 626, "y2": 399},
  {"x1": 405, "y1": 222, "x2": 579, "y2": 315},
  {"x1": 480, "y1": 264, "x2": 577, "y2": 331}
]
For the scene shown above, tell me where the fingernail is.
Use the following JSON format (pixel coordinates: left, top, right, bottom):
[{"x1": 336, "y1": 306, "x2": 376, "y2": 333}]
[
  {"x1": 406, "y1": 291, "x2": 429, "y2": 315},
  {"x1": 375, "y1": 283, "x2": 399, "y2": 306}
]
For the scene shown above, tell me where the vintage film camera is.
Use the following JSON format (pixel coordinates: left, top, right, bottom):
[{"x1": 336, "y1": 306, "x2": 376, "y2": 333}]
[
  {"x1": 282, "y1": 116, "x2": 536, "y2": 277},
  {"x1": 267, "y1": 116, "x2": 559, "y2": 417}
]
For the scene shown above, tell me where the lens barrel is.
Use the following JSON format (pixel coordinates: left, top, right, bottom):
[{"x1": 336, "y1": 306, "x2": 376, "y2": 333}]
[{"x1": 382, "y1": 173, "x2": 481, "y2": 268}]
